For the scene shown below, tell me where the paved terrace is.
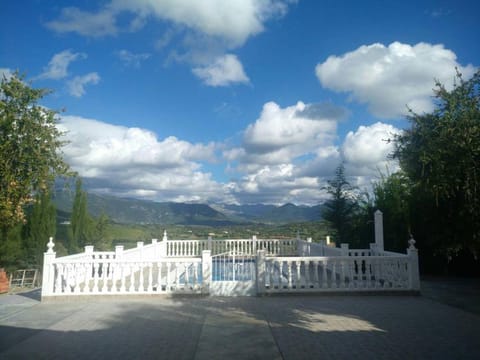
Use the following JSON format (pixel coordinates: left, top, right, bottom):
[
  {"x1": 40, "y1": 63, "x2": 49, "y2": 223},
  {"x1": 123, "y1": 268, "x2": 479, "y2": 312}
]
[{"x1": 1, "y1": 280, "x2": 480, "y2": 359}]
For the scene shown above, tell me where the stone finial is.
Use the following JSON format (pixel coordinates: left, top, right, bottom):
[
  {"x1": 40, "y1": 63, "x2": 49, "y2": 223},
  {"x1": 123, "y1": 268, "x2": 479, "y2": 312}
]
[
  {"x1": 408, "y1": 235, "x2": 416, "y2": 250},
  {"x1": 163, "y1": 230, "x2": 168, "y2": 241},
  {"x1": 46, "y1": 237, "x2": 55, "y2": 254}
]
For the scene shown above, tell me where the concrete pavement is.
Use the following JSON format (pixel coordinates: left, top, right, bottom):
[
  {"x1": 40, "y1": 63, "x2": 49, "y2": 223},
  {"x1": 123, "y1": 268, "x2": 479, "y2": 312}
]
[{"x1": 1, "y1": 288, "x2": 479, "y2": 359}]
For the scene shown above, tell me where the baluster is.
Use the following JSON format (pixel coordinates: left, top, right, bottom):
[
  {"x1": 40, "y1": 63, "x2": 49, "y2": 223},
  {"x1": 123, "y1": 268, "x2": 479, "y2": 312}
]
[
  {"x1": 340, "y1": 259, "x2": 346, "y2": 288},
  {"x1": 304, "y1": 260, "x2": 310, "y2": 288},
  {"x1": 296, "y1": 261, "x2": 301, "y2": 288},
  {"x1": 322, "y1": 260, "x2": 328, "y2": 288},
  {"x1": 313, "y1": 260, "x2": 319, "y2": 288},
  {"x1": 73, "y1": 264, "x2": 81, "y2": 294},
  {"x1": 119, "y1": 263, "x2": 126, "y2": 292},
  {"x1": 184, "y1": 262, "x2": 189, "y2": 289},
  {"x1": 287, "y1": 261, "x2": 292, "y2": 289},
  {"x1": 92, "y1": 262, "x2": 99, "y2": 293},
  {"x1": 137, "y1": 263, "x2": 144, "y2": 292}
]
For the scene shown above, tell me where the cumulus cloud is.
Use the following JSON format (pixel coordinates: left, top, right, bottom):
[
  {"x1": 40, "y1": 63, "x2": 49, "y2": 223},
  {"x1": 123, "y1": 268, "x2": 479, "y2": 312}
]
[
  {"x1": 47, "y1": 0, "x2": 290, "y2": 45},
  {"x1": 316, "y1": 42, "x2": 476, "y2": 118},
  {"x1": 192, "y1": 54, "x2": 250, "y2": 86},
  {"x1": 36, "y1": 50, "x2": 86, "y2": 80},
  {"x1": 116, "y1": 50, "x2": 151, "y2": 68},
  {"x1": 342, "y1": 122, "x2": 402, "y2": 176},
  {"x1": 223, "y1": 101, "x2": 347, "y2": 204},
  {"x1": 226, "y1": 101, "x2": 339, "y2": 171},
  {"x1": 46, "y1": 1, "x2": 292, "y2": 85},
  {"x1": 67, "y1": 72, "x2": 100, "y2": 97},
  {"x1": 58, "y1": 115, "x2": 225, "y2": 202}
]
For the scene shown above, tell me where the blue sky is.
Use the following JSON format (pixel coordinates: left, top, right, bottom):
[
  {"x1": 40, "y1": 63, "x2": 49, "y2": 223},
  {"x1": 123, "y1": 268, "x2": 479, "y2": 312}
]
[{"x1": 1, "y1": 0, "x2": 479, "y2": 205}]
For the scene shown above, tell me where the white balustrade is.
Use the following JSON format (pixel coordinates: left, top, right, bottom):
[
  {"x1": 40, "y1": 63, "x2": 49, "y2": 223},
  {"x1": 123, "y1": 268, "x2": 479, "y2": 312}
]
[
  {"x1": 261, "y1": 255, "x2": 413, "y2": 293},
  {"x1": 42, "y1": 221, "x2": 420, "y2": 299}
]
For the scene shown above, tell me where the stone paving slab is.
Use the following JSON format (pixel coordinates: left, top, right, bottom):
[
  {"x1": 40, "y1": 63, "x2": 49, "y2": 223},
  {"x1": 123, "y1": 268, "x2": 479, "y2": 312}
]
[{"x1": 1, "y1": 290, "x2": 479, "y2": 359}]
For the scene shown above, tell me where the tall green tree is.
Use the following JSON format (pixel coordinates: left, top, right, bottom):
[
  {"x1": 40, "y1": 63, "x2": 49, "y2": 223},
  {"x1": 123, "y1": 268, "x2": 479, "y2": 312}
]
[
  {"x1": 372, "y1": 171, "x2": 412, "y2": 252},
  {"x1": 24, "y1": 190, "x2": 56, "y2": 266},
  {"x1": 70, "y1": 179, "x2": 93, "y2": 252},
  {"x1": 322, "y1": 163, "x2": 359, "y2": 245},
  {"x1": 0, "y1": 73, "x2": 70, "y2": 267},
  {"x1": 393, "y1": 69, "x2": 480, "y2": 270}
]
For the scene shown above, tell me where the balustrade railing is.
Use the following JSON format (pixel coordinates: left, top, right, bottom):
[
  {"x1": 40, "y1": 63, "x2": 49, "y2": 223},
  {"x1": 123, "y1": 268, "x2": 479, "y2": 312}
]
[
  {"x1": 41, "y1": 227, "x2": 420, "y2": 299},
  {"x1": 48, "y1": 257, "x2": 203, "y2": 296},
  {"x1": 260, "y1": 254, "x2": 413, "y2": 293}
]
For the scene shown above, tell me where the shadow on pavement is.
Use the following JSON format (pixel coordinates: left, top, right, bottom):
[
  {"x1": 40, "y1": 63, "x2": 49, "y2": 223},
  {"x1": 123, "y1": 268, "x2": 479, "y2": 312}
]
[{"x1": 1, "y1": 295, "x2": 480, "y2": 359}]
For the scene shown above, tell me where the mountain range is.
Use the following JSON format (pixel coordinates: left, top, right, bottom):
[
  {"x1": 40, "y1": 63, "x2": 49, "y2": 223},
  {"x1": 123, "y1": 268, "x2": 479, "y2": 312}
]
[{"x1": 53, "y1": 191, "x2": 323, "y2": 226}]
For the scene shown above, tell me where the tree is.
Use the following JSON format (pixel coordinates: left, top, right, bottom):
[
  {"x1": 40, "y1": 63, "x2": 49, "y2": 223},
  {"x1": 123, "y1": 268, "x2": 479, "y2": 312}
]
[
  {"x1": 372, "y1": 171, "x2": 412, "y2": 252},
  {"x1": 70, "y1": 179, "x2": 93, "y2": 252},
  {"x1": 393, "y1": 69, "x2": 480, "y2": 271},
  {"x1": 23, "y1": 190, "x2": 56, "y2": 266},
  {"x1": 322, "y1": 163, "x2": 359, "y2": 245},
  {"x1": 0, "y1": 73, "x2": 70, "y2": 238}
]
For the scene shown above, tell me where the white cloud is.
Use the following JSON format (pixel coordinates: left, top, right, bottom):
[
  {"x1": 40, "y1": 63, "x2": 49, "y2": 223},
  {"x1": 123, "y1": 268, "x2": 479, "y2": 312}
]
[
  {"x1": 223, "y1": 101, "x2": 346, "y2": 204},
  {"x1": 67, "y1": 72, "x2": 100, "y2": 97},
  {"x1": 342, "y1": 122, "x2": 402, "y2": 176},
  {"x1": 316, "y1": 42, "x2": 477, "y2": 118},
  {"x1": 116, "y1": 50, "x2": 151, "y2": 68},
  {"x1": 37, "y1": 50, "x2": 86, "y2": 80},
  {"x1": 46, "y1": 7, "x2": 117, "y2": 37},
  {"x1": 47, "y1": 1, "x2": 290, "y2": 45},
  {"x1": 58, "y1": 115, "x2": 224, "y2": 202},
  {"x1": 226, "y1": 101, "x2": 339, "y2": 172},
  {"x1": 192, "y1": 54, "x2": 250, "y2": 86}
]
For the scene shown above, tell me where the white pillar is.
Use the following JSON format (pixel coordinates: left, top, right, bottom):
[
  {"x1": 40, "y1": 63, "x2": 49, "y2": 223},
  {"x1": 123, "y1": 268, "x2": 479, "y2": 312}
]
[
  {"x1": 341, "y1": 243, "x2": 349, "y2": 256},
  {"x1": 115, "y1": 245, "x2": 124, "y2": 260},
  {"x1": 252, "y1": 235, "x2": 257, "y2": 254},
  {"x1": 326, "y1": 236, "x2": 331, "y2": 246},
  {"x1": 41, "y1": 237, "x2": 56, "y2": 299},
  {"x1": 407, "y1": 236, "x2": 420, "y2": 291},
  {"x1": 374, "y1": 210, "x2": 384, "y2": 252},
  {"x1": 137, "y1": 241, "x2": 144, "y2": 261},
  {"x1": 201, "y1": 250, "x2": 211, "y2": 295},
  {"x1": 256, "y1": 250, "x2": 266, "y2": 295}
]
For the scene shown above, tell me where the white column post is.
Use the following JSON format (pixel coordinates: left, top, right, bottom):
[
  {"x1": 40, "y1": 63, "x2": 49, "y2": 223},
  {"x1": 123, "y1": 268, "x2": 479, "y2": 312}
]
[
  {"x1": 41, "y1": 237, "x2": 56, "y2": 299},
  {"x1": 252, "y1": 235, "x2": 257, "y2": 254},
  {"x1": 137, "y1": 241, "x2": 144, "y2": 261},
  {"x1": 85, "y1": 245, "x2": 94, "y2": 260},
  {"x1": 341, "y1": 243, "x2": 349, "y2": 256},
  {"x1": 201, "y1": 250, "x2": 211, "y2": 295},
  {"x1": 152, "y1": 238, "x2": 158, "y2": 259},
  {"x1": 208, "y1": 236, "x2": 213, "y2": 252},
  {"x1": 115, "y1": 245, "x2": 124, "y2": 259},
  {"x1": 160, "y1": 235, "x2": 167, "y2": 258},
  {"x1": 407, "y1": 236, "x2": 420, "y2": 291},
  {"x1": 256, "y1": 250, "x2": 266, "y2": 295},
  {"x1": 374, "y1": 210, "x2": 384, "y2": 252},
  {"x1": 326, "y1": 236, "x2": 331, "y2": 246}
]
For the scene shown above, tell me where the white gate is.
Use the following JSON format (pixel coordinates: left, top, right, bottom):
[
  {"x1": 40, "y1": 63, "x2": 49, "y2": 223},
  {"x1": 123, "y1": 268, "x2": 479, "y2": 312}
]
[{"x1": 210, "y1": 251, "x2": 256, "y2": 296}]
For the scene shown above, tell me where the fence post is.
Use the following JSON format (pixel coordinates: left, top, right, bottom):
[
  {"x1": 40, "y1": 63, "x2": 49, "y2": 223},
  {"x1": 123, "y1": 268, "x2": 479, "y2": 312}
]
[
  {"x1": 374, "y1": 210, "x2": 384, "y2": 252},
  {"x1": 152, "y1": 238, "x2": 158, "y2": 259},
  {"x1": 341, "y1": 243, "x2": 349, "y2": 256},
  {"x1": 115, "y1": 245, "x2": 124, "y2": 259},
  {"x1": 256, "y1": 250, "x2": 266, "y2": 295},
  {"x1": 407, "y1": 236, "x2": 420, "y2": 291},
  {"x1": 41, "y1": 237, "x2": 56, "y2": 299},
  {"x1": 201, "y1": 250, "x2": 211, "y2": 295},
  {"x1": 252, "y1": 235, "x2": 257, "y2": 254},
  {"x1": 208, "y1": 236, "x2": 212, "y2": 253}
]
